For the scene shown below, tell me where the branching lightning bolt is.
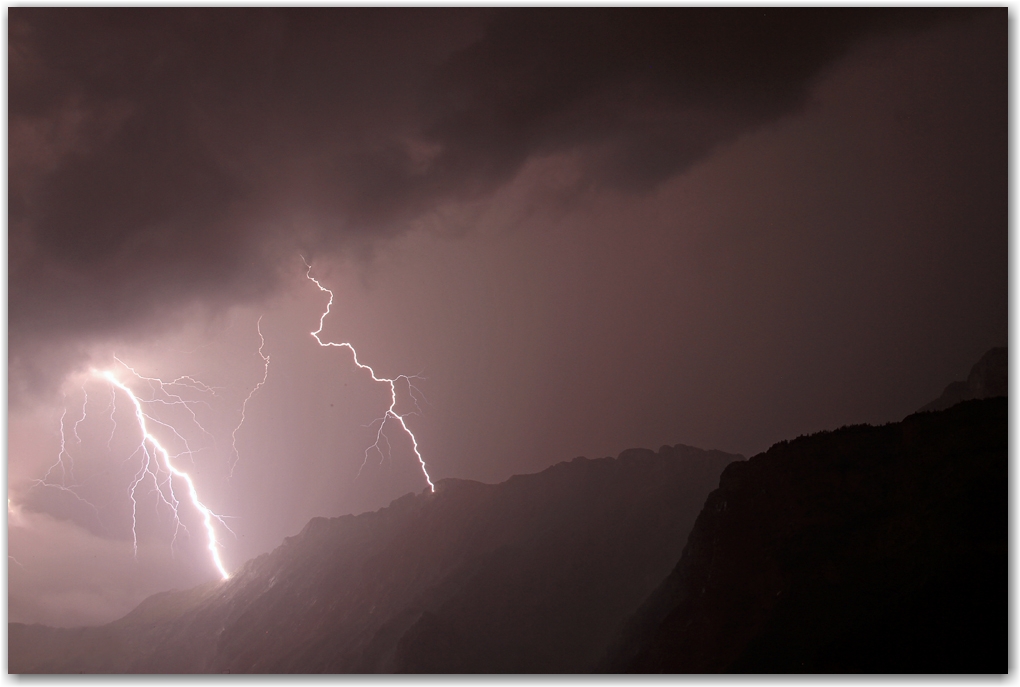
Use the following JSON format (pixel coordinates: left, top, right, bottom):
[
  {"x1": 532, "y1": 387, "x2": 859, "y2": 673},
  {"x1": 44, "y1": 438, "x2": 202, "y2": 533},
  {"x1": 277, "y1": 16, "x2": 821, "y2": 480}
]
[
  {"x1": 34, "y1": 366, "x2": 233, "y2": 579},
  {"x1": 31, "y1": 279, "x2": 427, "y2": 583},
  {"x1": 114, "y1": 357, "x2": 217, "y2": 451},
  {"x1": 30, "y1": 316, "x2": 273, "y2": 582},
  {"x1": 230, "y1": 316, "x2": 270, "y2": 477},
  {"x1": 303, "y1": 260, "x2": 435, "y2": 492},
  {"x1": 99, "y1": 370, "x2": 231, "y2": 579},
  {"x1": 32, "y1": 398, "x2": 105, "y2": 528}
]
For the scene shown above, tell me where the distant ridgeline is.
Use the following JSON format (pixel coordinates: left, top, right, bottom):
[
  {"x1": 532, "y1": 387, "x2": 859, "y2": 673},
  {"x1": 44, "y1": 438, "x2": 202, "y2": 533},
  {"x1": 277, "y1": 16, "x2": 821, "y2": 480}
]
[
  {"x1": 919, "y1": 347, "x2": 1006, "y2": 412},
  {"x1": 9, "y1": 444, "x2": 740, "y2": 673},
  {"x1": 10, "y1": 349, "x2": 1006, "y2": 674}
]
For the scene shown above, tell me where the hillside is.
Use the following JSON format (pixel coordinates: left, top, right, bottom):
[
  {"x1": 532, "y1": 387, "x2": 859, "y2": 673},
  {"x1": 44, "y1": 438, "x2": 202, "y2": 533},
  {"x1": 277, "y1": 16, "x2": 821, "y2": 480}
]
[
  {"x1": 606, "y1": 397, "x2": 1006, "y2": 673},
  {"x1": 9, "y1": 443, "x2": 739, "y2": 673}
]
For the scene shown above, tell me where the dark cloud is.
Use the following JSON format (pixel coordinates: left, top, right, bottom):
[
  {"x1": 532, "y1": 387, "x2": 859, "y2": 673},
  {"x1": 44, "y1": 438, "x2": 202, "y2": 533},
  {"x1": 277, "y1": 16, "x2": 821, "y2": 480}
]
[
  {"x1": 8, "y1": 8, "x2": 472, "y2": 399},
  {"x1": 8, "y1": 8, "x2": 977, "y2": 402},
  {"x1": 417, "y1": 8, "x2": 960, "y2": 191}
]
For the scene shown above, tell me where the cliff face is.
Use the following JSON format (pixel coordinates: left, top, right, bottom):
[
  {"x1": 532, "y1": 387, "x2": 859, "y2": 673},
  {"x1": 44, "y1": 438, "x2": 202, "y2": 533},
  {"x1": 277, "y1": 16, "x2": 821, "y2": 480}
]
[
  {"x1": 9, "y1": 443, "x2": 739, "y2": 674},
  {"x1": 609, "y1": 398, "x2": 1006, "y2": 673}
]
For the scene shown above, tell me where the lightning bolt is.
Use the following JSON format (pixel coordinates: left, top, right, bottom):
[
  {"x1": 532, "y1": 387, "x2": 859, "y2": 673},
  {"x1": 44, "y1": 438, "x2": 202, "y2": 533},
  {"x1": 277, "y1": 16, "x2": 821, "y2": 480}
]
[
  {"x1": 98, "y1": 369, "x2": 231, "y2": 580},
  {"x1": 35, "y1": 366, "x2": 232, "y2": 578},
  {"x1": 303, "y1": 260, "x2": 435, "y2": 492},
  {"x1": 30, "y1": 315, "x2": 273, "y2": 583},
  {"x1": 230, "y1": 316, "x2": 270, "y2": 477},
  {"x1": 105, "y1": 384, "x2": 118, "y2": 449},
  {"x1": 49, "y1": 405, "x2": 73, "y2": 484},
  {"x1": 29, "y1": 275, "x2": 424, "y2": 583},
  {"x1": 113, "y1": 356, "x2": 217, "y2": 451},
  {"x1": 32, "y1": 397, "x2": 105, "y2": 528},
  {"x1": 72, "y1": 389, "x2": 89, "y2": 446}
]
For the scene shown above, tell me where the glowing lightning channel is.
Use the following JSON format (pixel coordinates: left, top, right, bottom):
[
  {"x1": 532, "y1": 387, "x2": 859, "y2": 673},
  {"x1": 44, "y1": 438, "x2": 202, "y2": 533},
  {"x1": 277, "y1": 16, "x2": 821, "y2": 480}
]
[
  {"x1": 230, "y1": 316, "x2": 270, "y2": 477},
  {"x1": 114, "y1": 356, "x2": 217, "y2": 450},
  {"x1": 303, "y1": 260, "x2": 435, "y2": 492},
  {"x1": 32, "y1": 397, "x2": 106, "y2": 528},
  {"x1": 33, "y1": 348, "x2": 257, "y2": 581},
  {"x1": 72, "y1": 389, "x2": 89, "y2": 445},
  {"x1": 50, "y1": 405, "x2": 72, "y2": 484},
  {"x1": 105, "y1": 384, "x2": 118, "y2": 449},
  {"x1": 98, "y1": 370, "x2": 232, "y2": 580}
]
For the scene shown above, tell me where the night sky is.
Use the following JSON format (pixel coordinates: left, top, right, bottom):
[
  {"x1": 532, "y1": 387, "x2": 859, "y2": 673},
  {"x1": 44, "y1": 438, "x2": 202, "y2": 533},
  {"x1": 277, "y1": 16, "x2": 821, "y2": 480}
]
[{"x1": 8, "y1": 8, "x2": 1007, "y2": 627}]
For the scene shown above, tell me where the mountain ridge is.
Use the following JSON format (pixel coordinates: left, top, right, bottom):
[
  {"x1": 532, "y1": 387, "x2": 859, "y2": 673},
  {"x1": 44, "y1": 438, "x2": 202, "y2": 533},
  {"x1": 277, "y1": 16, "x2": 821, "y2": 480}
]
[
  {"x1": 11, "y1": 348, "x2": 1007, "y2": 673},
  {"x1": 606, "y1": 397, "x2": 1006, "y2": 673},
  {"x1": 10, "y1": 443, "x2": 740, "y2": 673},
  {"x1": 919, "y1": 346, "x2": 1006, "y2": 412}
]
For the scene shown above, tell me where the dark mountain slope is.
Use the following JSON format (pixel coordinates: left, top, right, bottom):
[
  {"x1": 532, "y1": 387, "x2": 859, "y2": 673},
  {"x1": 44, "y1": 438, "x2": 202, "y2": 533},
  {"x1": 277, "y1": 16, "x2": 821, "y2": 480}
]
[
  {"x1": 607, "y1": 397, "x2": 1006, "y2": 673},
  {"x1": 9, "y1": 443, "x2": 739, "y2": 674},
  {"x1": 920, "y1": 346, "x2": 1006, "y2": 412}
]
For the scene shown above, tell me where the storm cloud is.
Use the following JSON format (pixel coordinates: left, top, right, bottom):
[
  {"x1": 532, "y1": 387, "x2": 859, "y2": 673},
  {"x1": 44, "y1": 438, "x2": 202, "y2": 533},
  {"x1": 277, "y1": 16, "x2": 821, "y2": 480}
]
[
  {"x1": 8, "y1": 8, "x2": 974, "y2": 401},
  {"x1": 7, "y1": 8, "x2": 1006, "y2": 627}
]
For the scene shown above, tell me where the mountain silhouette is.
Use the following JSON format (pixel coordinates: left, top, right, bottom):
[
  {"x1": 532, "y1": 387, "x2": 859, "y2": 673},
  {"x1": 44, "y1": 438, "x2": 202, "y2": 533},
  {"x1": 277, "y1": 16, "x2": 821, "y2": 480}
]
[
  {"x1": 10, "y1": 349, "x2": 1007, "y2": 673},
  {"x1": 9, "y1": 444, "x2": 739, "y2": 673},
  {"x1": 606, "y1": 396, "x2": 1006, "y2": 673},
  {"x1": 919, "y1": 346, "x2": 1006, "y2": 412}
]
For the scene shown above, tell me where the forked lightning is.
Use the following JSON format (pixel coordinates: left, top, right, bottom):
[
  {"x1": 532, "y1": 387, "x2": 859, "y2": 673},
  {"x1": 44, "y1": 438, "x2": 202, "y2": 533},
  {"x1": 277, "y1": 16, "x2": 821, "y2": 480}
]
[{"x1": 304, "y1": 260, "x2": 435, "y2": 492}]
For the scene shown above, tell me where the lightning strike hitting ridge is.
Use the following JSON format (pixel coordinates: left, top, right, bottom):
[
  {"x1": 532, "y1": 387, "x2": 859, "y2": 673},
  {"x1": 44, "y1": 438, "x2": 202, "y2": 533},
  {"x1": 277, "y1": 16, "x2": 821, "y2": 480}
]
[
  {"x1": 25, "y1": 317, "x2": 274, "y2": 584},
  {"x1": 303, "y1": 260, "x2": 436, "y2": 492},
  {"x1": 98, "y1": 369, "x2": 232, "y2": 580},
  {"x1": 34, "y1": 368, "x2": 232, "y2": 580}
]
